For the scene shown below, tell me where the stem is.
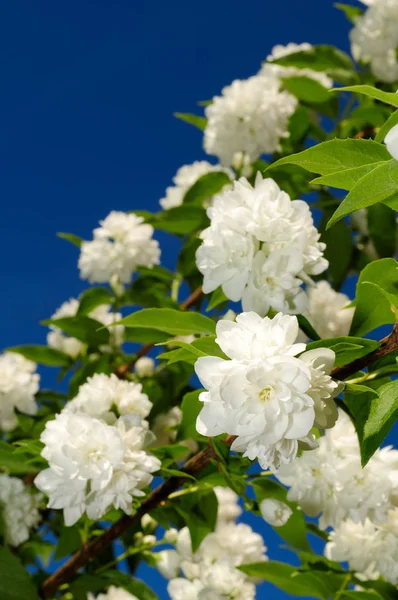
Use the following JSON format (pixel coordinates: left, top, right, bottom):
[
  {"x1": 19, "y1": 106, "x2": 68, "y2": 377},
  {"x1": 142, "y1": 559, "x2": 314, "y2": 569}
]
[{"x1": 40, "y1": 323, "x2": 398, "y2": 598}]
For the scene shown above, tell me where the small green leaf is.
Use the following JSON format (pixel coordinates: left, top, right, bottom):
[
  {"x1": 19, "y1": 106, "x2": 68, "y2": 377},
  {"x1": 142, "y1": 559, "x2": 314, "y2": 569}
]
[
  {"x1": 311, "y1": 162, "x2": 386, "y2": 191},
  {"x1": 42, "y1": 316, "x2": 110, "y2": 346},
  {"x1": 362, "y1": 380, "x2": 398, "y2": 460},
  {"x1": 183, "y1": 171, "x2": 231, "y2": 206},
  {"x1": 327, "y1": 159, "x2": 398, "y2": 228},
  {"x1": 375, "y1": 108, "x2": 398, "y2": 142},
  {"x1": 77, "y1": 287, "x2": 113, "y2": 315},
  {"x1": 367, "y1": 204, "x2": 397, "y2": 258},
  {"x1": 282, "y1": 76, "x2": 331, "y2": 103},
  {"x1": 306, "y1": 336, "x2": 379, "y2": 367},
  {"x1": 177, "y1": 389, "x2": 205, "y2": 442},
  {"x1": 344, "y1": 383, "x2": 380, "y2": 465},
  {"x1": 297, "y1": 315, "x2": 321, "y2": 341},
  {"x1": 116, "y1": 308, "x2": 216, "y2": 336},
  {"x1": 8, "y1": 345, "x2": 71, "y2": 367},
  {"x1": 174, "y1": 112, "x2": 207, "y2": 131},
  {"x1": 0, "y1": 546, "x2": 39, "y2": 600},
  {"x1": 153, "y1": 206, "x2": 208, "y2": 235},
  {"x1": 321, "y1": 217, "x2": 353, "y2": 289},
  {"x1": 350, "y1": 258, "x2": 398, "y2": 336},
  {"x1": 206, "y1": 287, "x2": 229, "y2": 311},
  {"x1": 334, "y1": 3, "x2": 364, "y2": 23},
  {"x1": 0, "y1": 441, "x2": 39, "y2": 475},
  {"x1": 57, "y1": 232, "x2": 83, "y2": 247},
  {"x1": 55, "y1": 525, "x2": 82, "y2": 560},
  {"x1": 174, "y1": 490, "x2": 218, "y2": 552},
  {"x1": 335, "y1": 85, "x2": 398, "y2": 107}
]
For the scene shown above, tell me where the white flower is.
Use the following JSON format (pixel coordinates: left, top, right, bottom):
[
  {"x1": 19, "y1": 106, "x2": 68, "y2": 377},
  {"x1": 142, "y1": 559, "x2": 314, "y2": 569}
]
[
  {"x1": 66, "y1": 373, "x2": 152, "y2": 422},
  {"x1": 214, "y1": 486, "x2": 242, "y2": 523},
  {"x1": 135, "y1": 356, "x2": 155, "y2": 377},
  {"x1": 0, "y1": 475, "x2": 42, "y2": 546},
  {"x1": 35, "y1": 412, "x2": 160, "y2": 525},
  {"x1": 259, "y1": 498, "x2": 292, "y2": 527},
  {"x1": 87, "y1": 586, "x2": 138, "y2": 600},
  {"x1": 299, "y1": 281, "x2": 354, "y2": 340},
  {"x1": 0, "y1": 352, "x2": 40, "y2": 432},
  {"x1": 79, "y1": 211, "x2": 160, "y2": 284},
  {"x1": 385, "y1": 123, "x2": 398, "y2": 161},
  {"x1": 196, "y1": 174, "x2": 327, "y2": 314},
  {"x1": 203, "y1": 74, "x2": 297, "y2": 166},
  {"x1": 325, "y1": 509, "x2": 398, "y2": 585},
  {"x1": 261, "y1": 42, "x2": 333, "y2": 88},
  {"x1": 278, "y1": 411, "x2": 398, "y2": 529},
  {"x1": 195, "y1": 312, "x2": 339, "y2": 471},
  {"x1": 157, "y1": 549, "x2": 182, "y2": 579},
  {"x1": 200, "y1": 522, "x2": 267, "y2": 567},
  {"x1": 47, "y1": 298, "x2": 124, "y2": 357},
  {"x1": 350, "y1": 2, "x2": 398, "y2": 82},
  {"x1": 167, "y1": 578, "x2": 204, "y2": 600},
  {"x1": 160, "y1": 161, "x2": 233, "y2": 210}
]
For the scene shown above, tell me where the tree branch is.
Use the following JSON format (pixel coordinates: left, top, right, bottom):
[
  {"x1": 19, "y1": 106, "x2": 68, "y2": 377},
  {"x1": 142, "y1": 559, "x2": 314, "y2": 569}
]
[
  {"x1": 115, "y1": 286, "x2": 203, "y2": 378},
  {"x1": 40, "y1": 322, "x2": 398, "y2": 598}
]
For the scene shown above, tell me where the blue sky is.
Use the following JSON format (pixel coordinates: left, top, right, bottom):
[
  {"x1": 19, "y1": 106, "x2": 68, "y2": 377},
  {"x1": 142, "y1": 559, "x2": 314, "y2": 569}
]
[{"x1": 0, "y1": 1, "x2": 365, "y2": 598}]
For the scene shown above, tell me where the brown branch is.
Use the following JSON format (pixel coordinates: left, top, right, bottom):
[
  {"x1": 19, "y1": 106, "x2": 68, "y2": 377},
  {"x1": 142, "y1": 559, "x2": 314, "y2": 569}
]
[
  {"x1": 115, "y1": 286, "x2": 203, "y2": 378},
  {"x1": 41, "y1": 323, "x2": 398, "y2": 598}
]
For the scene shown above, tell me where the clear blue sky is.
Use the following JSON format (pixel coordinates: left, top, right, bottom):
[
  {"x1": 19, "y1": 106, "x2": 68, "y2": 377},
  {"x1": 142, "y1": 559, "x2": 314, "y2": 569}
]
[{"x1": 0, "y1": 1, "x2": 365, "y2": 598}]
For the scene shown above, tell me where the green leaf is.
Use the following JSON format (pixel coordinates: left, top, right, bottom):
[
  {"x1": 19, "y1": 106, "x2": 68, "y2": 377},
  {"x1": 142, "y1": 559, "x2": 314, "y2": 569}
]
[
  {"x1": 174, "y1": 112, "x2": 207, "y2": 131},
  {"x1": 344, "y1": 383, "x2": 380, "y2": 465},
  {"x1": 177, "y1": 389, "x2": 205, "y2": 442},
  {"x1": 7, "y1": 345, "x2": 71, "y2": 367},
  {"x1": 282, "y1": 76, "x2": 331, "y2": 103},
  {"x1": 183, "y1": 171, "x2": 231, "y2": 206},
  {"x1": 335, "y1": 3, "x2": 364, "y2": 23},
  {"x1": 306, "y1": 337, "x2": 379, "y2": 367},
  {"x1": 375, "y1": 109, "x2": 398, "y2": 142},
  {"x1": 327, "y1": 159, "x2": 398, "y2": 228},
  {"x1": 104, "y1": 571, "x2": 159, "y2": 600},
  {"x1": 42, "y1": 316, "x2": 110, "y2": 346},
  {"x1": 269, "y1": 44, "x2": 356, "y2": 83},
  {"x1": 125, "y1": 275, "x2": 175, "y2": 309},
  {"x1": 57, "y1": 232, "x2": 83, "y2": 247},
  {"x1": 116, "y1": 308, "x2": 216, "y2": 336},
  {"x1": 362, "y1": 380, "x2": 398, "y2": 462},
  {"x1": 239, "y1": 561, "x2": 345, "y2": 599},
  {"x1": 268, "y1": 139, "x2": 389, "y2": 176},
  {"x1": 0, "y1": 546, "x2": 39, "y2": 600},
  {"x1": 69, "y1": 575, "x2": 106, "y2": 600},
  {"x1": 321, "y1": 217, "x2": 353, "y2": 289},
  {"x1": 123, "y1": 328, "x2": 171, "y2": 344},
  {"x1": 206, "y1": 287, "x2": 229, "y2": 311},
  {"x1": 335, "y1": 85, "x2": 398, "y2": 108},
  {"x1": 54, "y1": 525, "x2": 82, "y2": 560},
  {"x1": 367, "y1": 204, "x2": 397, "y2": 258},
  {"x1": 297, "y1": 315, "x2": 321, "y2": 341},
  {"x1": 153, "y1": 206, "x2": 208, "y2": 235},
  {"x1": 77, "y1": 287, "x2": 113, "y2": 315},
  {"x1": 311, "y1": 162, "x2": 386, "y2": 191},
  {"x1": 350, "y1": 258, "x2": 398, "y2": 336},
  {"x1": 341, "y1": 593, "x2": 383, "y2": 600},
  {"x1": 252, "y1": 477, "x2": 310, "y2": 551},
  {"x1": 174, "y1": 490, "x2": 218, "y2": 552},
  {"x1": 0, "y1": 441, "x2": 39, "y2": 475}
]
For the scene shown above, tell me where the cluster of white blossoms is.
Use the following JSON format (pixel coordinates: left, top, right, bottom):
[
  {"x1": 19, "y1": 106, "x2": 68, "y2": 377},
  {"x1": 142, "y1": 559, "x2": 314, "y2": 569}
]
[
  {"x1": 260, "y1": 42, "x2": 333, "y2": 88},
  {"x1": 299, "y1": 281, "x2": 354, "y2": 340},
  {"x1": 0, "y1": 352, "x2": 40, "y2": 432},
  {"x1": 156, "y1": 486, "x2": 267, "y2": 600},
  {"x1": 88, "y1": 587, "x2": 138, "y2": 600},
  {"x1": 47, "y1": 298, "x2": 124, "y2": 357},
  {"x1": 278, "y1": 411, "x2": 398, "y2": 529},
  {"x1": 79, "y1": 211, "x2": 160, "y2": 285},
  {"x1": 350, "y1": 0, "x2": 398, "y2": 82},
  {"x1": 34, "y1": 374, "x2": 160, "y2": 526},
  {"x1": 159, "y1": 161, "x2": 233, "y2": 210},
  {"x1": 196, "y1": 173, "x2": 327, "y2": 316},
  {"x1": 194, "y1": 312, "x2": 341, "y2": 471},
  {"x1": 0, "y1": 475, "x2": 42, "y2": 546}
]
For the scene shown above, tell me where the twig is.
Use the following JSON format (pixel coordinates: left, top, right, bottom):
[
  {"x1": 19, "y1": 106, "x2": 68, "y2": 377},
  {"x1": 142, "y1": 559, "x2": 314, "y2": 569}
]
[
  {"x1": 40, "y1": 323, "x2": 398, "y2": 598},
  {"x1": 115, "y1": 286, "x2": 203, "y2": 378}
]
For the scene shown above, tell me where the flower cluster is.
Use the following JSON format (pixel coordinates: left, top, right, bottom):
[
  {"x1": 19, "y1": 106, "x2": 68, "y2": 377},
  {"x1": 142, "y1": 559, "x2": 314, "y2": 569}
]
[
  {"x1": 88, "y1": 587, "x2": 138, "y2": 600},
  {"x1": 350, "y1": 0, "x2": 398, "y2": 82},
  {"x1": 160, "y1": 161, "x2": 233, "y2": 210},
  {"x1": 326, "y1": 509, "x2": 398, "y2": 584},
  {"x1": 0, "y1": 475, "x2": 42, "y2": 546},
  {"x1": 47, "y1": 297, "x2": 124, "y2": 357},
  {"x1": 278, "y1": 411, "x2": 398, "y2": 529},
  {"x1": 299, "y1": 281, "x2": 354, "y2": 340},
  {"x1": 79, "y1": 211, "x2": 160, "y2": 285},
  {"x1": 156, "y1": 486, "x2": 267, "y2": 600},
  {"x1": 261, "y1": 42, "x2": 333, "y2": 88},
  {"x1": 194, "y1": 312, "x2": 341, "y2": 471},
  {"x1": 196, "y1": 173, "x2": 327, "y2": 316},
  {"x1": 34, "y1": 375, "x2": 160, "y2": 526},
  {"x1": 0, "y1": 352, "x2": 40, "y2": 432},
  {"x1": 203, "y1": 73, "x2": 297, "y2": 166}
]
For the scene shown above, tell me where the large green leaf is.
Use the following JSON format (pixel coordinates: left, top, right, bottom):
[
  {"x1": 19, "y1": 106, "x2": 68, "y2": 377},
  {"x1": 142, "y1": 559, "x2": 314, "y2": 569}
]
[
  {"x1": 0, "y1": 546, "x2": 39, "y2": 600},
  {"x1": 335, "y1": 85, "x2": 398, "y2": 108},
  {"x1": 174, "y1": 112, "x2": 207, "y2": 131},
  {"x1": 327, "y1": 159, "x2": 398, "y2": 228},
  {"x1": 77, "y1": 287, "x2": 113, "y2": 315},
  {"x1": 344, "y1": 383, "x2": 381, "y2": 465},
  {"x1": 306, "y1": 336, "x2": 379, "y2": 367},
  {"x1": 361, "y1": 380, "x2": 398, "y2": 463},
  {"x1": 54, "y1": 525, "x2": 82, "y2": 560},
  {"x1": 311, "y1": 162, "x2": 386, "y2": 191},
  {"x1": 116, "y1": 308, "x2": 216, "y2": 336},
  {"x1": 173, "y1": 489, "x2": 218, "y2": 552},
  {"x1": 268, "y1": 139, "x2": 389, "y2": 176},
  {"x1": 8, "y1": 345, "x2": 71, "y2": 367},
  {"x1": 282, "y1": 76, "x2": 331, "y2": 104},
  {"x1": 42, "y1": 316, "x2": 110, "y2": 346},
  {"x1": 350, "y1": 258, "x2": 398, "y2": 336},
  {"x1": 367, "y1": 204, "x2": 397, "y2": 258},
  {"x1": 177, "y1": 389, "x2": 205, "y2": 442},
  {"x1": 375, "y1": 109, "x2": 398, "y2": 142},
  {"x1": 183, "y1": 171, "x2": 231, "y2": 206},
  {"x1": 153, "y1": 206, "x2": 208, "y2": 235},
  {"x1": 320, "y1": 217, "x2": 353, "y2": 289}
]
